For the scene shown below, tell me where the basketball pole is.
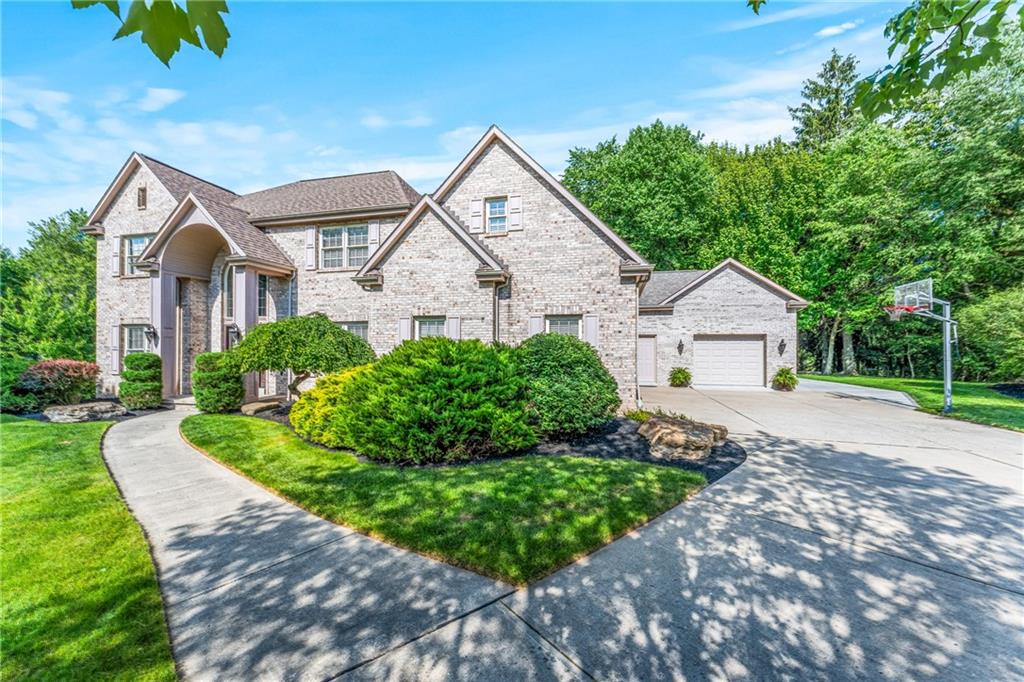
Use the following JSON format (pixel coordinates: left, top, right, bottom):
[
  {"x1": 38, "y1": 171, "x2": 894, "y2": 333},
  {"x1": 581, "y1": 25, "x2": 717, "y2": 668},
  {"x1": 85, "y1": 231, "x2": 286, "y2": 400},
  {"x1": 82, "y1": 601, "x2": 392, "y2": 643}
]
[{"x1": 941, "y1": 300, "x2": 953, "y2": 413}]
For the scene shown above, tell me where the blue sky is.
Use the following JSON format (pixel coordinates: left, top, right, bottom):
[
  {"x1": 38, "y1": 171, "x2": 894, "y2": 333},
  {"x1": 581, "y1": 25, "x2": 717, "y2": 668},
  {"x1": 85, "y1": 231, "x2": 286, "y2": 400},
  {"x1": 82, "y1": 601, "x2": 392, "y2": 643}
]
[{"x1": 2, "y1": 1, "x2": 902, "y2": 250}]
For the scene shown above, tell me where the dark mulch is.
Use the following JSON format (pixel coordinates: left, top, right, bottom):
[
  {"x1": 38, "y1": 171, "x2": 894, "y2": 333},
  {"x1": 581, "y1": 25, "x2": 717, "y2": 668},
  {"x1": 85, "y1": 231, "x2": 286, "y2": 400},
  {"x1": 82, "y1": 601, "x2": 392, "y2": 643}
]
[
  {"x1": 532, "y1": 417, "x2": 746, "y2": 484},
  {"x1": 991, "y1": 383, "x2": 1024, "y2": 401},
  {"x1": 252, "y1": 404, "x2": 293, "y2": 426}
]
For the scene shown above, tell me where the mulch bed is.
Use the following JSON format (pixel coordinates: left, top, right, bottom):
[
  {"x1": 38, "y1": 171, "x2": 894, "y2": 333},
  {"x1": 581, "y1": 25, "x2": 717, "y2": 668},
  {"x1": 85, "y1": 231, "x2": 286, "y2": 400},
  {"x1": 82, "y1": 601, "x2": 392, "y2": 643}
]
[{"x1": 991, "y1": 383, "x2": 1024, "y2": 401}]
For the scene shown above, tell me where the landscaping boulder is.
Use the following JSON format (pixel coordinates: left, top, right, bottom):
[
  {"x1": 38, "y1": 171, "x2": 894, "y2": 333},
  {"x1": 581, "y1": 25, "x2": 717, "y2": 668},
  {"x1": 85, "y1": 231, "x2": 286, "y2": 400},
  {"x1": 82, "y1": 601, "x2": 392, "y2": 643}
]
[
  {"x1": 44, "y1": 401, "x2": 127, "y2": 423},
  {"x1": 637, "y1": 415, "x2": 728, "y2": 461}
]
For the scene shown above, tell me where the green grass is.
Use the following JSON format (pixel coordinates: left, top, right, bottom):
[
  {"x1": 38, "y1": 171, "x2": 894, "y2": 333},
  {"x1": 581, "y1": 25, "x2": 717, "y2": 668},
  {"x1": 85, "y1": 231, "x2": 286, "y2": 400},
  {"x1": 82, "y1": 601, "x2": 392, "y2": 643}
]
[
  {"x1": 800, "y1": 374, "x2": 1024, "y2": 432},
  {"x1": 180, "y1": 414, "x2": 705, "y2": 585},
  {"x1": 0, "y1": 415, "x2": 176, "y2": 682}
]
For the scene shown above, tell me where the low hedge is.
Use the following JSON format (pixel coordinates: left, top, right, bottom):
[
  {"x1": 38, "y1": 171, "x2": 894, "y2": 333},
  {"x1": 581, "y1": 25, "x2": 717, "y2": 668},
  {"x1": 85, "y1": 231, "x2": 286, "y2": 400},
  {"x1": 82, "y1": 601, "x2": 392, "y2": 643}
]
[
  {"x1": 516, "y1": 333, "x2": 620, "y2": 437},
  {"x1": 289, "y1": 365, "x2": 370, "y2": 449},
  {"x1": 192, "y1": 352, "x2": 243, "y2": 413},
  {"x1": 321, "y1": 338, "x2": 536, "y2": 464},
  {"x1": 1, "y1": 356, "x2": 39, "y2": 413},
  {"x1": 119, "y1": 352, "x2": 163, "y2": 409},
  {"x1": 17, "y1": 359, "x2": 99, "y2": 406}
]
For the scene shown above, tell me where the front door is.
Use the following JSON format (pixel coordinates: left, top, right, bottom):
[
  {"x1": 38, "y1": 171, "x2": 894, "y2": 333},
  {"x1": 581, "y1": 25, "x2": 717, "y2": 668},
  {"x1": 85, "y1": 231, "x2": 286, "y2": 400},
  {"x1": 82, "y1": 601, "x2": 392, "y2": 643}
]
[{"x1": 638, "y1": 335, "x2": 657, "y2": 386}]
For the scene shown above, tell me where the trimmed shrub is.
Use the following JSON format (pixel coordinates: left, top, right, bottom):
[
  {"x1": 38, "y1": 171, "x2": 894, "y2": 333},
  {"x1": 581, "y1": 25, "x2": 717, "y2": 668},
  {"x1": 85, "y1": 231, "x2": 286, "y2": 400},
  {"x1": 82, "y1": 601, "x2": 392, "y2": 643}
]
[
  {"x1": 1, "y1": 356, "x2": 40, "y2": 413},
  {"x1": 515, "y1": 333, "x2": 620, "y2": 437},
  {"x1": 192, "y1": 352, "x2": 243, "y2": 413},
  {"x1": 771, "y1": 367, "x2": 799, "y2": 391},
  {"x1": 119, "y1": 352, "x2": 163, "y2": 409},
  {"x1": 669, "y1": 367, "x2": 692, "y2": 387},
  {"x1": 231, "y1": 313, "x2": 375, "y2": 396},
  {"x1": 333, "y1": 338, "x2": 536, "y2": 464},
  {"x1": 17, "y1": 359, "x2": 99, "y2": 406},
  {"x1": 289, "y1": 364, "x2": 371, "y2": 449}
]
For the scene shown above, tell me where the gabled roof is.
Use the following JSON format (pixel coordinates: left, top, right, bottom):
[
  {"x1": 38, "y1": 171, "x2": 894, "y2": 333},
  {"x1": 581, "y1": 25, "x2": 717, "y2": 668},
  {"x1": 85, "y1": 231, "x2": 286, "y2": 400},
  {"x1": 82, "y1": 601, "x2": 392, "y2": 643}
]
[
  {"x1": 654, "y1": 258, "x2": 808, "y2": 308},
  {"x1": 639, "y1": 270, "x2": 706, "y2": 306},
  {"x1": 432, "y1": 125, "x2": 649, "y2": 267},
  {"x1": 233, "y1": 170, "x2": 420, "y2": 222},
  {"x1": 140, "y1": 192, "x2": 293, "y2": 272},
  {"x1": 356, "y1": 196, "x2": 505, "y2": 281}
]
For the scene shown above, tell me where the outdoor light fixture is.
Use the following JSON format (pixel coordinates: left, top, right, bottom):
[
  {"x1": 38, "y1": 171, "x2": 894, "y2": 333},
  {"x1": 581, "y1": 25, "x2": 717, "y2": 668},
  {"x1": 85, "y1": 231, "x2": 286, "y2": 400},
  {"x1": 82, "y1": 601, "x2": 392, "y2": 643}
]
[
  {"x1": 226, "y1": 323, "x2": 242, "y2": 346},
  {"x1": 677, "y1": 340, "x2": 685, "y2": 356},
  {"x1": 143, "y1": 325, "x2": 158, "y2": 346},
  {"x1": 778, "y1": 339, "x2": 786, "y2": 356}
]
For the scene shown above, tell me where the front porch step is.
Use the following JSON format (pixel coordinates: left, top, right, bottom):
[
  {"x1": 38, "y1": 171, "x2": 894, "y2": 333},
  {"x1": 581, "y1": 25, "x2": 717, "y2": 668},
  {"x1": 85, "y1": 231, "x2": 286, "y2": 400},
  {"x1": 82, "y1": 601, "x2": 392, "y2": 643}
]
[{"x1": 163, "y1": 395, "x2": 196, "y2": 410}]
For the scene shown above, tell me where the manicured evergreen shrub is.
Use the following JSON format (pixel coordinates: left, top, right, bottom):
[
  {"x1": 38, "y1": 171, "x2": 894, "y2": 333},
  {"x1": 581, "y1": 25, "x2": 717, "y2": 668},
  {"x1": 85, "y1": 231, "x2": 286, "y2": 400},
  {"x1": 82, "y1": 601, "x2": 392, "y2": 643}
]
[
  {"x1": 192, "y1": 352, "x2": 243, "y2": 413},
  {"x1": 1, "y1": 356, "x2": 40, "y2": 413},
  {"x1": 289, "y1": 365, "x2": 371, "y2": 449},
  {"x1": 119, "y1": 352, "x2": 163, "y2": 409},
  {"x1": 333, "y1": 338, "x2": 536, "y2": 464},
  {"x1": 515, "y1": 333, "x2": 620, "y2": 437},
  {"x1": 669, "y1": 367, "x2": 692, "y2": 387},
  {"x1": 771, "y1": 367, "x2": 799, "y2": 391},
  {"x1": 17, "y1": 359, "x2": 99, "y2": 406}
]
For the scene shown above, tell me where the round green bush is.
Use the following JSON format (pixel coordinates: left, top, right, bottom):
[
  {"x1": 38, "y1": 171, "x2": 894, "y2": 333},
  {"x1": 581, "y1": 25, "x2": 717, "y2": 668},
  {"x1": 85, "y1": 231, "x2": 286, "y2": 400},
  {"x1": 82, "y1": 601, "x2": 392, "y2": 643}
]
[
  {"x1": 1, "y1": 355, "x2": 40, "y2": 413},
  {"x1": 669, "y1": 367, "x2": 692, "y2": 388},
  {"x1": 332, "y1": 338, "x2": 536, "y2": 464},
  {"x1": 515, "y1": 333, "x2": 620, "y2": 437},
  {"x1": 289, "y1": 365, "x2": 370, "y2": 449},
  {"x1": 192, "y1": 352, "x2": 244, "y2": 413},
  {"x1": 119, "y1": 352, "x2": 163, "y2": 409},
  {"x1": 771, "y1": 367, "x2": 799, "y2": 391}
]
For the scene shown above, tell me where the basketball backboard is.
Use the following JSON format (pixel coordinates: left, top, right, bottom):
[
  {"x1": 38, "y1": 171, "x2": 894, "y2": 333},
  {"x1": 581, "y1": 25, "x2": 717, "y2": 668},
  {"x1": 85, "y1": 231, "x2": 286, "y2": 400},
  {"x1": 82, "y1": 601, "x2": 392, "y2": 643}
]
[{"x1": 894, "y1": 278, "x2": 933, "y2": 311}]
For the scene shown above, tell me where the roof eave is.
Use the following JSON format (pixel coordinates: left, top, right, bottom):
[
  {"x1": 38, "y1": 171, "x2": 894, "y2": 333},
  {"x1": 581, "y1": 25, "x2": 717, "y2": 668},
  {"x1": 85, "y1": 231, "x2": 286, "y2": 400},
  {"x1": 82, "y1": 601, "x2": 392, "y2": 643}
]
[{"x1": 247, "y1": 203, "x2": 414, "y2": 226}]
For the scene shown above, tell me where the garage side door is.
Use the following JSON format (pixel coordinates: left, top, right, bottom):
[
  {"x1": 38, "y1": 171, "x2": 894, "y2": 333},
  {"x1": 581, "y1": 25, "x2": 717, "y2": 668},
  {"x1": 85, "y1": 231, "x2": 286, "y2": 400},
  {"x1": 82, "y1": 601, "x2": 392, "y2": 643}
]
[
  {"x1": 693, "y1": 335, "x2": 765, "y2": 387},
  {"x1": 638, "y1": 336, "x2": 657, "y2": 386}
]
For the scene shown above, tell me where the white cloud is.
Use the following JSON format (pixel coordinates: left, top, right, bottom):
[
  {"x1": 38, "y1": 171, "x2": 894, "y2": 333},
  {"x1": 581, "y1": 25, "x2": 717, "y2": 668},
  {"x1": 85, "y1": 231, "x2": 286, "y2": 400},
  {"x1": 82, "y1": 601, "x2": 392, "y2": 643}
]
[
  {"x1": 719, "y1": 2, "x2": 857, "y2": 32},
  {"x1": 1, "y1": 78, "x2": 81, "y2": 132},
  {"x1": 360, "y1": 111, "x2": 433, "y2": 130},
  {"x1": 815, "y1": 20, "x2": 862, "y2": 38},
  {"x1": 137, "y1": 87, "x2": 186, "y2": 112}
]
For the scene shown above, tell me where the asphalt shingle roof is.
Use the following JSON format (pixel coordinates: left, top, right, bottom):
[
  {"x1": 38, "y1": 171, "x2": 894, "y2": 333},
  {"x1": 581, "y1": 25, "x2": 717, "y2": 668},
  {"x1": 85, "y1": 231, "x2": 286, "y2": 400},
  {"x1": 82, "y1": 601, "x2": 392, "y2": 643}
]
[
  {"x1": 141, "y1": 154, "x2": 238, "y2": 204},
  {"x1": 640, "y1": 270, "x2": 707, "y2": 306},
  {"x1": 232, "y1": 171, "x2": 421, "y2": 221}
]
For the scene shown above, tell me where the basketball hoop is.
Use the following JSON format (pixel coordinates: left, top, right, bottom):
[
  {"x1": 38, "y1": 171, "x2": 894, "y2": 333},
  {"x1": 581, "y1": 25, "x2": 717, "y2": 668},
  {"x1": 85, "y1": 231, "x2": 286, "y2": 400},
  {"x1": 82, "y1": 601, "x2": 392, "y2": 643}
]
[
  {"x1": 887, "y1": 277, "x2": 958, "y2": 413},
  {"x1": 884, "y1": 304, "x2": 921, "y2": 322}
]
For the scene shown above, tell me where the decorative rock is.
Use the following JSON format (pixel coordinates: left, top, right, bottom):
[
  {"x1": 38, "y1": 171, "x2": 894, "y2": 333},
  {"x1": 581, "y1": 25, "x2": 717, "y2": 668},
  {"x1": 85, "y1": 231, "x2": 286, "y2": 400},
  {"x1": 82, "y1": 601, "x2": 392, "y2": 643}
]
[
  {"x1": 44, "y1": 401, "x2": 128, "y2": 423},
  {"x1": 241, "y1": 399, "x2": 281, "y2": 416},
  {"x1": 637, "y1": 415, "x2": 729, "y2": 461}
]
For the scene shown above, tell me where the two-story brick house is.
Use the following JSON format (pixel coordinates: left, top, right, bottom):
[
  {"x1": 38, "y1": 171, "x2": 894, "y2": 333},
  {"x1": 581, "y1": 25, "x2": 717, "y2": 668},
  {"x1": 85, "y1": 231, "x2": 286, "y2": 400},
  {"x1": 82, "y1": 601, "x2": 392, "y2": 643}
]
[{"x1": 84, "y1": 125, "x2": 805, "y2": 407}]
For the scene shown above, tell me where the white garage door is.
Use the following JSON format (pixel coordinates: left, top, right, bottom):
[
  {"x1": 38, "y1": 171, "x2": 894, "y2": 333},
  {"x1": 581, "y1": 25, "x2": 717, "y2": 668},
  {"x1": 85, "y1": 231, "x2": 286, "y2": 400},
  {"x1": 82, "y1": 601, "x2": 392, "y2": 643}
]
[{"x1": 693, "y1": 335, "x2": 765, "y2": 387}]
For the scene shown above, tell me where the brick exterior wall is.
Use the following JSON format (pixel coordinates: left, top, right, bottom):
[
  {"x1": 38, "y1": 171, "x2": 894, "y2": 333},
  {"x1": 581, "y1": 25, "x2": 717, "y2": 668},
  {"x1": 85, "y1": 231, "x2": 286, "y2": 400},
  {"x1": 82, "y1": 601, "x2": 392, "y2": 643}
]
[
  {"x1": 638, "y1": 266, "x2": 799, "y2": 387},
  {"x1": 437, "y1": 141, "x2": 640, "y2": 407}
]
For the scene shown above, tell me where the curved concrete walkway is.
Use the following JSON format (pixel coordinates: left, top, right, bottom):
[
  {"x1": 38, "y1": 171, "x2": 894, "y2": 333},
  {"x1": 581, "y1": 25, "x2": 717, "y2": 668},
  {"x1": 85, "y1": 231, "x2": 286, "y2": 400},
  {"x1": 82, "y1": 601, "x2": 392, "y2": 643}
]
[{"x1": 103, "y1": 409, "x2": 579, "y2": 681}]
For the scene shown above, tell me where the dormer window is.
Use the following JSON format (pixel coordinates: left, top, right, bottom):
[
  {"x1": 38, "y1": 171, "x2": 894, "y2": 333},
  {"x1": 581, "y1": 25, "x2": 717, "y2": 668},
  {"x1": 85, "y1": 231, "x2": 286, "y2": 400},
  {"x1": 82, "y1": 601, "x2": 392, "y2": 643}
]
[
  {"x1": 137, "y1": 186, "x2": 147, "y2": 209},
  {"x1": 485, "y1": 197, "x2": 507, "y2": 234}
]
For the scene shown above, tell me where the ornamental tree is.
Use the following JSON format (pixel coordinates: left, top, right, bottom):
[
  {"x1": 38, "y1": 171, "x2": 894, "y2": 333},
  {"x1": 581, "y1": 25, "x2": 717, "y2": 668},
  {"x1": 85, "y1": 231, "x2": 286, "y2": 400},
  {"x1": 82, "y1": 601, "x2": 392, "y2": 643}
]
[{"x1": 230, "y1": 313, "x2": 375, "y2": 397}]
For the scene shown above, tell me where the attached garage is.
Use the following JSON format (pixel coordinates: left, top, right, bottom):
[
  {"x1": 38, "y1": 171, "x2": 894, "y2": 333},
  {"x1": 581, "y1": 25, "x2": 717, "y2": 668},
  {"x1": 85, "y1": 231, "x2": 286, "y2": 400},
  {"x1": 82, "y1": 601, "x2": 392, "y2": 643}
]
[{"x1": 637, "y1": 259, "x2": 807, "y2": 388}]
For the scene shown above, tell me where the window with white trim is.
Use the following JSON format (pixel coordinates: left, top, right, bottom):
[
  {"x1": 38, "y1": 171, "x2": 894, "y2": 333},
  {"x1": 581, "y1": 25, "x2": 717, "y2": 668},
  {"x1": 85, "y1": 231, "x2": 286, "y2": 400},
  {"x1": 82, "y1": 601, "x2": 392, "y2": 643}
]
[
  {"x1": 320, "y1": 224, "x2": 369, "y2": 269},
  {"x1": 546, "y1": 315, "x2": 581, "y2": 338},
  {"x1": 415, "y1": 317, "x2": 446, "y2": 339},
  {"x1": 222, "y1": 265, "x2": 235, "y2": 320},
  {"x1": 124, "y1": 325, "x2": 147, "y2": 357},
  {"x1": 257, "y1": 274, "x2": 269, "y2": 318},
  {"x1": 485, "y1": 197, "x2": 507, "y2": 234},
  {"x1": 339, "y1": 321, "x2": 369, "y2": 341},
  {"x1": 122, "y1": 235, "x2": 153, "y2": 276}
]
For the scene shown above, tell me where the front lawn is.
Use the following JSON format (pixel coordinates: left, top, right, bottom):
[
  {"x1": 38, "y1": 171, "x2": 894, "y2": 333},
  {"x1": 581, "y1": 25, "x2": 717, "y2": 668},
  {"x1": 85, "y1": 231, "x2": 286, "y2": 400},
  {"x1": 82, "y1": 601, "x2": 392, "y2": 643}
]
[
  {"x1": 180, "y1": 414, "x2": 705, "y2": 584},
  {"x1": 800, "y1": 374, "x2": 1024, "y2": 432},
  {"x1": 0, "y1": 415, "x2": 176, "y2": 681}
]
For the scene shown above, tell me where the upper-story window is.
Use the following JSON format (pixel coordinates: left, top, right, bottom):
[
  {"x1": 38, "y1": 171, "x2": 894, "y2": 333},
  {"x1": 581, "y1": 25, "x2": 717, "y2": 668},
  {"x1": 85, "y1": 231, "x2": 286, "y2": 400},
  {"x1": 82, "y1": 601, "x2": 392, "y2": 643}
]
[
  {"x1": 137, "y1": 186, "x2": 147, "y2": 210},
  {"x1": 257, "y1": 274, "x2": 269, "y2": 318},
  {"x1": 223, "y1": 265, "x2": 235, "y2": 320},
  {"x1": 546, "y1": 315, "x2": 582, "y2": 338},
  {"x1": 485, "y1": 197, "x2": 507, "y2": 234},
  {"x1": 123, "y1": 235, "x2": 153, "y2": 276},
  {"x1": 320, "y1": 224, "x2": 369, "y2": 269}
]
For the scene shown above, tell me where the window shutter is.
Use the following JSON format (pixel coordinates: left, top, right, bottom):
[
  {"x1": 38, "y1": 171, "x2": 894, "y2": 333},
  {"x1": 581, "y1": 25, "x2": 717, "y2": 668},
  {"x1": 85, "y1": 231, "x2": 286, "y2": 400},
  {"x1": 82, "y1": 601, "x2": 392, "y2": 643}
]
[
  {"x1": 398, "y1": 317, "x2": 412, "y2": 343},
  {"x1": 111, "y1": 239, "x2": 121, "y2": 277},
  {"x1": 528, "y1": 315, "x2": 544, "y2": 336},
  {"x1": 368, "y1": 220, "x2": 380, "y2": 255},
  {"x1": 109, "y1": 324, "x2": 121, "y2": 375},
  {"x1": 469, "y1": 199, "x2": 483, "y2": 233},
  {"x1": 508, "y1": 194, "x2": 523, "y2": 231},
  {"x1": 584, "y1": 314, "x2": 599, "y2": 347},
  {"x1": 446, "y1": 316, "x2": 461, "y2": 340},
  {"x1": 304, "y1": 227, "x2": 317, "y2": 270}
]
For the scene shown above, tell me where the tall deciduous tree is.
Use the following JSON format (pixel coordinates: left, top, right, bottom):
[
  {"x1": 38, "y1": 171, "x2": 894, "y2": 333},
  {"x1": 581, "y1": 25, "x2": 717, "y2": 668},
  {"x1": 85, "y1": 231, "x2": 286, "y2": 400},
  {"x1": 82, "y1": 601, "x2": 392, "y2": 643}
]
[{"x1": 789, "y1": 50, "x2": 860, "y2": 150}]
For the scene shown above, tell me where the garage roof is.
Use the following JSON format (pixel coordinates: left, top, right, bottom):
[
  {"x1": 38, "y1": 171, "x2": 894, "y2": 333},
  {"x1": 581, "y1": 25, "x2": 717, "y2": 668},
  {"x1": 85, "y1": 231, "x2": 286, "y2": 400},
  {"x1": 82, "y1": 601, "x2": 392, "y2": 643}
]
[{"x1": 640, "y1": 270, "x2": 706, "y2": 306}]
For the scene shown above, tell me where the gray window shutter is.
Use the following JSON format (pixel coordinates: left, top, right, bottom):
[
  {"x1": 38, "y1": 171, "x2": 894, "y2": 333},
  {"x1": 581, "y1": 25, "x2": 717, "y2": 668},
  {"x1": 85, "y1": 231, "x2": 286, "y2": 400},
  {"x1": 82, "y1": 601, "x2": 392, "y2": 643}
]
[
  {"x1": 469, "y1": 199, "x2": 483, "y2": 233},
  {"x1": 110, "y1": 324, "x2": 121, "y2": 375},
  {"x1": 446, "y1": 316, "x2": 461, "y2": 340},
  {"x1": 528, "y1": 315, "x2": 544, "y2": 336},
  {"x1": 584, "y1": 314, "x2": 599, "y2": 347},
  {"x1": 304, "y1": 227, "x2": 316, "y2": 270},
  {"x1": 368, "y1": 220, "x2": 380, "y2": 255},
  {"x1": 111, "y1": 239, "x2": 121, "y2": 277},
  {"x1": 508, "y1": 194, "x2": 523, "y2": 231},
  {"x1": 399, "y1": 316, "x2": 412, "y2": 343}
]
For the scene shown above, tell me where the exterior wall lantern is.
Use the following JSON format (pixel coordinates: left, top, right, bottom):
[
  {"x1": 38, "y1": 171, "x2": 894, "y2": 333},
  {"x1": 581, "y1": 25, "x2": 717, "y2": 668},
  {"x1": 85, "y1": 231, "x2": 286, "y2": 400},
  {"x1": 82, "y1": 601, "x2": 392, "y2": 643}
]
[
  {"x1": 226, "y1": 323, "x2": 242, "y2": 347},
  {"x1": 143, "y1": 325, "x2": 158, "y2": 347},
  {"x1": 778, "y1": 339, "x2": 786, "y2": 356},
  {"x1": 677, "y1": 340, "x2": 685, "y2": 356}
]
